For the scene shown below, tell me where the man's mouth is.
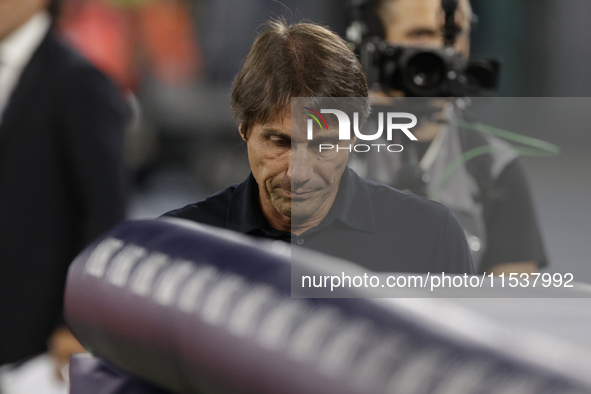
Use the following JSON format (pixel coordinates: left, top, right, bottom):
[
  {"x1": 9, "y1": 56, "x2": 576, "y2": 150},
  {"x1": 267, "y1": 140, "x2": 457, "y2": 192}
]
[
  {"x1": 290, "y1": 190, "x2": 317, "y2": 198},
  {"x1": 277, "y1": 188, "x2": 317, "y2": 199}
]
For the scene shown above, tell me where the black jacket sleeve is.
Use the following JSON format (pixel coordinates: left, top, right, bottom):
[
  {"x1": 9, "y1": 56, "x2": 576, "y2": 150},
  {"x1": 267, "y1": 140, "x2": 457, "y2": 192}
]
[{"x1": 59, "y1": 62, "x2": 128, "y2": 251}]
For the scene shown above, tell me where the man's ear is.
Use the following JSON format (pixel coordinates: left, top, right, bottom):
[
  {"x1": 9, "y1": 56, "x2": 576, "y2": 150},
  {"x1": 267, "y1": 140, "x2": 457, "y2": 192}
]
[{"x1": 239, "y1": 124, "x2": 248, "y2": 141}]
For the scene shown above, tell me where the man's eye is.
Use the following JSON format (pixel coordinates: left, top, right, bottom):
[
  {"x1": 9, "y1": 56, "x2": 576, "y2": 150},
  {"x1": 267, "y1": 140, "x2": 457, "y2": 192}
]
[
  {"x1": 311, "y1": 140, "x2": 338, "y2": 147},
  {"x1": 269, "y1": 137, "x2": 290, "y2": 147},
  {"x1": 408, "y1": 30, "x2": 438, "y2": 39}
]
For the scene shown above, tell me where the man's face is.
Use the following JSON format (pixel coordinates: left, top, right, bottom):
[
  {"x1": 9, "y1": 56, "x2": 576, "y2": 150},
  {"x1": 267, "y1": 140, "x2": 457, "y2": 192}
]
[
  {"x1": 0, "y1": 0, "x2": 50, "y2": 41},
  {"x1": 245, "y1": 108, "x2": 350, "y2": 229},
  {"x1": 380, "y1": 0, "x2": 472, "y2": 56}
]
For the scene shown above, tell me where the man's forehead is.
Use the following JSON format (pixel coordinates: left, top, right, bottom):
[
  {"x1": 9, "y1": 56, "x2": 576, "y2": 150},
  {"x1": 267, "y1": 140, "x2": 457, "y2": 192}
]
[
  {"x1": 382, "y1": 0, "x2": 472, "y2": 25},
  {"x1": 256, "y1": 100, "x2": 362, "y2": 140},
  {"x1": 254, "y1": 107, "x2": 291, "y2": 131}
]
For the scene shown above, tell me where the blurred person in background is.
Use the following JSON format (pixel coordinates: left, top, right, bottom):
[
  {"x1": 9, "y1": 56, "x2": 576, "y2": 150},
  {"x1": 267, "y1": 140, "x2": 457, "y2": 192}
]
[
  {"x1": 353, "y1": 0, "x2": 547, "y2": 275},
  {"x1": 0, "y1": 0, "x2": 128, "y2": 383}
]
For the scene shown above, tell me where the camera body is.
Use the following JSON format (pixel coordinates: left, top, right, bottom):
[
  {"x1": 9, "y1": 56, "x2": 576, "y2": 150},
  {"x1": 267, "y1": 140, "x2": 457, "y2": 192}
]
[
  {"x1": 359, "y1": 38, "x2": 500, "y2": 97},
  {"x1": 348, "y1": 0, "x2": 501, "y2": 97}
]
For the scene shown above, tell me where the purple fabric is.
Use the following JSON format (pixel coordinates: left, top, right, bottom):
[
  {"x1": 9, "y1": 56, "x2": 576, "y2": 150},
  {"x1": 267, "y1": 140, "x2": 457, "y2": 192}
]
[{"x1": 69, "y1": 354, "x2": 170, "y2": 394}]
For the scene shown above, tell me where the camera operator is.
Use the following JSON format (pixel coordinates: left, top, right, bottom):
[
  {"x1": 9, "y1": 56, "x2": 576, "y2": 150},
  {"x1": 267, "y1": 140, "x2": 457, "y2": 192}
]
[{"x1": 352, "y1": 0, "x2": 547, "y2": 275}]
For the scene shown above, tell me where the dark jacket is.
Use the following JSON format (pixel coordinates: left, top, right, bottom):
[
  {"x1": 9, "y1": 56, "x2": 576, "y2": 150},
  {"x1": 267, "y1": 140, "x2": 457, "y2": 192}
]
[{"x1": 0, "y1": 30, "x2": 127, "y2": 364}]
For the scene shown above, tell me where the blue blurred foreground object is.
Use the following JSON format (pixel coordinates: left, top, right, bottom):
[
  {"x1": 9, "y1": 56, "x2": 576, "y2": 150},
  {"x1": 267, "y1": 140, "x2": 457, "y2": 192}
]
[{"x1": 65, "y1": 219, "x2": 591, "y2": 394}]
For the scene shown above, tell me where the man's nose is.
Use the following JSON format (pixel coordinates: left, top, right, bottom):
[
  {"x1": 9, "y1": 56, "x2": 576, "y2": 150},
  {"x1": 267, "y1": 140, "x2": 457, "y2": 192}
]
[{"x1": 287, "y1": 146, "x2": 314, "y2": 185}]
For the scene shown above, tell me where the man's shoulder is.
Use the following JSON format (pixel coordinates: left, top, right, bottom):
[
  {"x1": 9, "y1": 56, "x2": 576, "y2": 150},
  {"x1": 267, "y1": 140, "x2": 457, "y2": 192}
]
[
  {"x1": 42, "y1": 32, "x2": 92, "y2": 70},
  {"x1": 162, "y1": 183, "x2": 242, "y2": 228},
  {"x1": 362, "y1": 177, "x2": 450, "y2": 221},
  {"x1": 38, "y1": 31, "x2": 118, "y2": 91},
  {"x1": 342, "y1": 171, "x2": 474, "y2": 274}
]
